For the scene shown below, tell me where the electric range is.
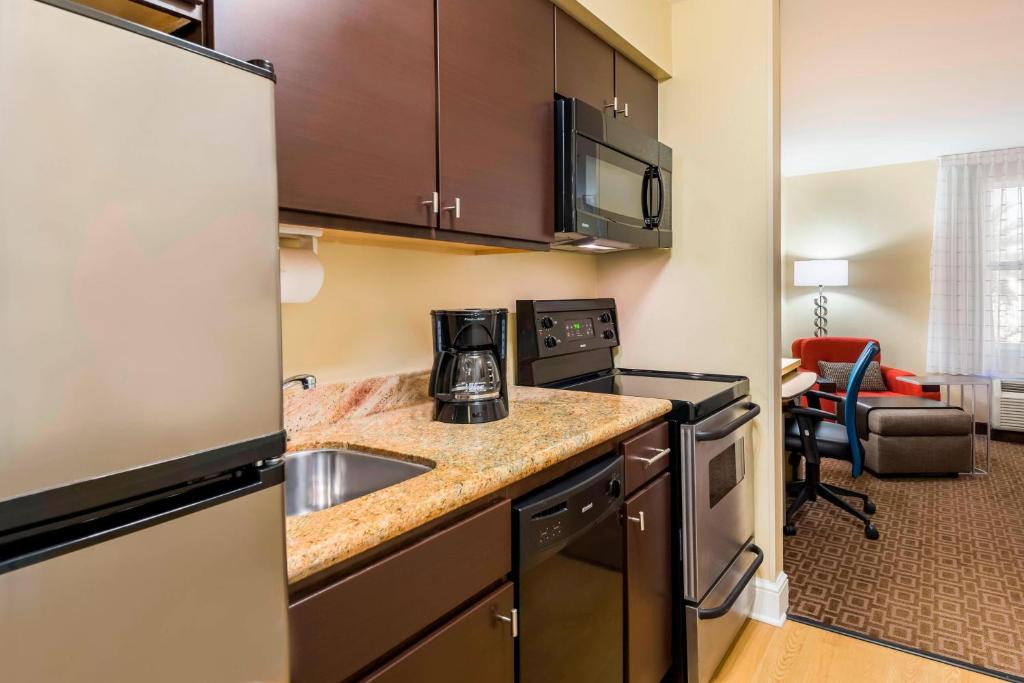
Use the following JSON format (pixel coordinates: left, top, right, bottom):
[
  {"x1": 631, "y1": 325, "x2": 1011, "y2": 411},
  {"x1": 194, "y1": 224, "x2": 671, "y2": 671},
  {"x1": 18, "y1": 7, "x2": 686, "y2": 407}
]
[{"x1": 516, "y1": 298, "x2": 763, "y2": 683}]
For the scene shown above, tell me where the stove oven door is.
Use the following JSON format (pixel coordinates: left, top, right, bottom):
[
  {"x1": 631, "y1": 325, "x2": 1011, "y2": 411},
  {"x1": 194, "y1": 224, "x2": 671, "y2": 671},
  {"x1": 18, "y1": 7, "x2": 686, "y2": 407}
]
[
  {"x1": 680, "y1": 399, "x2": 759, "y2": 602},
  {"x1": 683, "y1": 541, "x2": 763, "y2": 683}
]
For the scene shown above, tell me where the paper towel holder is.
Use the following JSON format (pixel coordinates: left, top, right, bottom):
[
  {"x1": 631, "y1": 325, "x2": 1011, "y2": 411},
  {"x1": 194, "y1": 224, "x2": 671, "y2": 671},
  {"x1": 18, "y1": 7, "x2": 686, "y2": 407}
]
[
  {"x1": 279, "y1": 224, "x2": 322, "y2": 253},
  {"x1": 279, "y1": 225, "x2": 325, "y2": 304}
]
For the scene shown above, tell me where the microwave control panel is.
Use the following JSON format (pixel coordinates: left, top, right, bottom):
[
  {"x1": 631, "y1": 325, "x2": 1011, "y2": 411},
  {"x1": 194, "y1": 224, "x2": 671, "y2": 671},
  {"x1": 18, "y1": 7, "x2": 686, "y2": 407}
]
[{"x1": 516, "y1": 299, "x2": 619, "y2": 360}]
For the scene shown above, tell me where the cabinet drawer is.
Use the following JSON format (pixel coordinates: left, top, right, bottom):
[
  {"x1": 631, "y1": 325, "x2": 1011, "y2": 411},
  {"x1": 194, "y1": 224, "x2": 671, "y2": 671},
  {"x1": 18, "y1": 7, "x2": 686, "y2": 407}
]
[
  {"x1": 290, "y1": 500, "x2": 511, "y2": 683},
  {"x1": 363, "y1": 582, "x2": 515, "y2": 683},
  {"x1": 621, "y1": 421, "x2": 670, "y2": 495}
]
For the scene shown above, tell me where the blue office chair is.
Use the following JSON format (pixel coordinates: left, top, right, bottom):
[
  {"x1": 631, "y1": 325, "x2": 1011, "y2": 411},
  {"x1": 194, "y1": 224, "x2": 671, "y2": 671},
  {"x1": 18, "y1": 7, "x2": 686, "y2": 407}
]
[{"x1": 784, "y1": 341, "x2": 880, "y2": 540}]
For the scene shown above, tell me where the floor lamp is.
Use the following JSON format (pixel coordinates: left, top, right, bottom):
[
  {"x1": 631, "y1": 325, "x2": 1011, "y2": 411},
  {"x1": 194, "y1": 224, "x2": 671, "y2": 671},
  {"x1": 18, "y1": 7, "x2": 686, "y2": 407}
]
[{"x1": 794, "y1": 260, "x2": 848, "y2": 337}]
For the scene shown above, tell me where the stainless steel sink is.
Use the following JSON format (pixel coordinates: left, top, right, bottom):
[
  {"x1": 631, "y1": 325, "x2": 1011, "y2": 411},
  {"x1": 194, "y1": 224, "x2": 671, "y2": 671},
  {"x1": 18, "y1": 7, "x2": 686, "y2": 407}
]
[{"x1": 284, "y1": 449, "x2": 433, "y2": 517}]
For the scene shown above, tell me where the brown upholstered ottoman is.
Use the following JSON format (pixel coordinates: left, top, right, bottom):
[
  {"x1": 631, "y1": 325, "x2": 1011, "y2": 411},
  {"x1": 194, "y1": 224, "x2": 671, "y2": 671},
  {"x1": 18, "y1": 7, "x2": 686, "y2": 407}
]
[{"x1": 856, "y1": 398, "x2": 973, "y2": 475}]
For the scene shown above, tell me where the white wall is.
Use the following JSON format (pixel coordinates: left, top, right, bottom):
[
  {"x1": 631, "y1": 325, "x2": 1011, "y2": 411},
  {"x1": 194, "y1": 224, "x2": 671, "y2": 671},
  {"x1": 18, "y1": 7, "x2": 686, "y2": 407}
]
[
  {"x1": 282, "y1": 241, "x2": 598, "y2": 383},
  {"x1": 781, "y1": 160, "x2": 936, "y2": 373},
  {"x1": 597, "y1": 0, "x2": 782, "y2": 580}
]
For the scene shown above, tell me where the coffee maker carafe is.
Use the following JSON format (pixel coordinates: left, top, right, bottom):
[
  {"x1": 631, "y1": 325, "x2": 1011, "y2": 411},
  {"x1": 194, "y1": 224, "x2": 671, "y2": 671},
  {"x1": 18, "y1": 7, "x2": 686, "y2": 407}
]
[{"x1": 429, "y1": 308, "x2": 509, "y2": 424}]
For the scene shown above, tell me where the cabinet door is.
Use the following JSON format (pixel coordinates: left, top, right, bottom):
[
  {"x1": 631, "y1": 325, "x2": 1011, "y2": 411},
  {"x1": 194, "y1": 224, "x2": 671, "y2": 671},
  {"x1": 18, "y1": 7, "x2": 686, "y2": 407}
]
[
  {"x1": 437, "y1": 0, "x2": 554, "y2": 243},
  {"x1": 363, "y1": 582, "x2": 515, "y2": 683},
  {"x1": 615, "y1": 53, "x2": 659, "y2": 138},
  {"x1": 213, "y1": 0, "x2": 437, "y2": 227},
  {"x1": 555, "y1": 8, "x2": 614, "y2": 110},
  {"x1": 624, "y1": 472, "x2": 673, "y2": 683}
]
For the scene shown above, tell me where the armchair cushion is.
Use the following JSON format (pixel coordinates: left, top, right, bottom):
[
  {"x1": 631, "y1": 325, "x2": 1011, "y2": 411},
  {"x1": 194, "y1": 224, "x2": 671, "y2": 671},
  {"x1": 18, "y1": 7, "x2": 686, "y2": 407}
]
[{"x1": 817, "y1": 360, "x2": 887, "y2": 392}]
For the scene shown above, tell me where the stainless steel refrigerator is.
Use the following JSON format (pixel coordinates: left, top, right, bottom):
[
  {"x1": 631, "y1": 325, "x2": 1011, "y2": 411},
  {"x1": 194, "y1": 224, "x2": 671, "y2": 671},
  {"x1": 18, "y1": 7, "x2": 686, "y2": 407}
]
[{"x1": 0, "y1": 1, "x2": 289, "y2": 680}]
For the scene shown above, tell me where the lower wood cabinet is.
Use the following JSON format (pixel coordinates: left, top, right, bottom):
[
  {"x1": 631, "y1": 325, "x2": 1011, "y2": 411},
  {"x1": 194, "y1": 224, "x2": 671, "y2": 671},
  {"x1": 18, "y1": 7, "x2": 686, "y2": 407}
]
[
  {"x1": 624, "y1": 472, "x2": 673, "y2": 683},
  {"x1": 289, "y1": 501, "x2": 510, "y2": 683},
  {"x1": 363, "y1": 582, "x2": 515, "y2": 683}
]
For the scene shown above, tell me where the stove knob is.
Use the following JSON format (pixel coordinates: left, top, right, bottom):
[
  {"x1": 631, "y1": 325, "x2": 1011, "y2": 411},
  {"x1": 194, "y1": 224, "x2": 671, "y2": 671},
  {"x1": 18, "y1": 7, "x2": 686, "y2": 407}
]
[
  {"x1": 602, "y1": 329, "x2": 615, "y2": 339},
  {"x1": 607, "y1": 477, "x2": 622, "y2": 498},
  {"x1": 544, "y1": 336, "x2": 558, "y2": 348},
  {"x1": 540, "y1": 316, "x2": 554, "y2": 329},
  {"x1": 599, "y1": 312, "x2": 612, "y2": 323}
]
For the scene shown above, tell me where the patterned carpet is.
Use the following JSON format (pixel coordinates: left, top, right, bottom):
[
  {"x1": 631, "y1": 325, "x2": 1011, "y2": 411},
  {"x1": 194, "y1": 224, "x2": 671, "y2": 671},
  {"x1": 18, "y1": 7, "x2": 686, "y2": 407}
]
[{"x1": 784, "y1": 439, "x2": 1024, "y2": 679}]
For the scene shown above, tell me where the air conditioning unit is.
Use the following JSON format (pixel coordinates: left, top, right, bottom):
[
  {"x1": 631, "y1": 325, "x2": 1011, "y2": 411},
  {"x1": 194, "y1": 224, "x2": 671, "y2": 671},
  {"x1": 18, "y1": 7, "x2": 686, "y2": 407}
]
[{"x1": 992, "y1": 379, "x2": 1024, "y2": 431}]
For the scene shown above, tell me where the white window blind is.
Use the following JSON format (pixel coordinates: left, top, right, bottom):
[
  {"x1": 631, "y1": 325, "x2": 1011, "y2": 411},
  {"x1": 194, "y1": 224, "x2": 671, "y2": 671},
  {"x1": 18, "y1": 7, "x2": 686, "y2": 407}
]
[{"x1": 927, "y1": 148, "x2": 1024, "y2": 375}]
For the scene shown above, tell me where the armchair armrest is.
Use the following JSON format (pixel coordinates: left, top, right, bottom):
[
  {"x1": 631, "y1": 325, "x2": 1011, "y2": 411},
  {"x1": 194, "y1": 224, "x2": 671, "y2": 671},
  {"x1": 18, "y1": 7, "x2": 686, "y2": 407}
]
[{"x1": 882, "y1": 366, "x2": 935, "y2": 397}]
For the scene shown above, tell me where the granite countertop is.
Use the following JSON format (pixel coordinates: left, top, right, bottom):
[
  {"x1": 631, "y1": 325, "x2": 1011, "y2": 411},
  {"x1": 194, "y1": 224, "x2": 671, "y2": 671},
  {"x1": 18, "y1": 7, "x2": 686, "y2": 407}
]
[{"x1": 283, "y1": 376, "x2": 671, "y2": 585}]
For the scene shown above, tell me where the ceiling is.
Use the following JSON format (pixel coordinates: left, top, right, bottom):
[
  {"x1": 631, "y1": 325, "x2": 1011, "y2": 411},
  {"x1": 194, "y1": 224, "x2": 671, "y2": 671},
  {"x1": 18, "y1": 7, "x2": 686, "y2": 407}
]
[{"x1": 782, "y1": 0, "x2": 1024, "y2": 176}]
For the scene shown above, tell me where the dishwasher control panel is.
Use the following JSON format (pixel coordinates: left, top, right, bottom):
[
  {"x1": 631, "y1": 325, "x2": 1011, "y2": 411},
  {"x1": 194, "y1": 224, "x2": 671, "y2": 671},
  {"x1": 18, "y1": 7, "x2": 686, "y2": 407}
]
[{"x1": 512, "y1": 454, "x2": 623, "y2": 569}]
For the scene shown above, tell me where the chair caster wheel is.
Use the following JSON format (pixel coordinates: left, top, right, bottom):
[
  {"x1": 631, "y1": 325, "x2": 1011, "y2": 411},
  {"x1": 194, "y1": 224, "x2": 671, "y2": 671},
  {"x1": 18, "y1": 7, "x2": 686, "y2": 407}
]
[
  {"x1": 864, "y1": 501, "x2": 876, "y2": 515},
  {"x1": 783, "y1": 524, "x2": 797, "y2": 536},
  {"x1": 865, "y1": 525, "x2": 880, "y2": 540}
]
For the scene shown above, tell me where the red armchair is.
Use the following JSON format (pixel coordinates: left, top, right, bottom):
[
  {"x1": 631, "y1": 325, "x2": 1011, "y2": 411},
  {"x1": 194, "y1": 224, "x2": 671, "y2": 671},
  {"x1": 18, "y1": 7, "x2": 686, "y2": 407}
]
[{"x1": 791, "y1": 337, "x2": 940, "y2": 411}]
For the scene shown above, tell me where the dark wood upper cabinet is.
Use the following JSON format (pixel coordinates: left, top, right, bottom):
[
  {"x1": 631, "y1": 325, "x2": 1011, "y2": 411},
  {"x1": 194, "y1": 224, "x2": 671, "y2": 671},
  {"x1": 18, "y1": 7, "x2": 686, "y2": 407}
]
[
  {"x1": 213, "y1": 0, "x2": 438, "y2": 228},
  {"x1": 614, "y1": 53, "x2": 659, "y2": 138},
  {"x1": 554, "y1": 11, "x2": 659, "y2": 139},
  {"x1": 624, "y1": 473, "x2": 673, "y2": 683},
  {"x1": 554, "y1": 8, "x2": 614, "y2": 110},
  {"x1": 436, "y1": 0, "x2": 554, "y2": 243}
]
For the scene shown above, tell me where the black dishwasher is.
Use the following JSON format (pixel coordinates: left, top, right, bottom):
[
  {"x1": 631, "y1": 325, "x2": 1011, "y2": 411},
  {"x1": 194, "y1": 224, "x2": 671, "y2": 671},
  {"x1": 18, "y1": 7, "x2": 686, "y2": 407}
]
[{"x1": 513, "y1": 454, "x2": 624, "y2": 683}]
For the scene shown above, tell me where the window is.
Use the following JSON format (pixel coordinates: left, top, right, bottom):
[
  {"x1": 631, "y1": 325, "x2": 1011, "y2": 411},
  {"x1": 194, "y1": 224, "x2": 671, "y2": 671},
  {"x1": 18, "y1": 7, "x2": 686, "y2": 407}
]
[{"x1": 987, "y1": 185, "x2": 1024, "y2": 344}]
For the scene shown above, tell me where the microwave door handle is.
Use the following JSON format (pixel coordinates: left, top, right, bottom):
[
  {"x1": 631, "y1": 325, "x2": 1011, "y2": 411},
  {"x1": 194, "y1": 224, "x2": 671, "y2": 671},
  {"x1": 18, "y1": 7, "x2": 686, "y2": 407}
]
[
  {"x1": 653, "y1": 168, "x2": 665, "y2": 227},
  {"x1": 641, "y1": 167, "x2": 653, "y2": 227}
]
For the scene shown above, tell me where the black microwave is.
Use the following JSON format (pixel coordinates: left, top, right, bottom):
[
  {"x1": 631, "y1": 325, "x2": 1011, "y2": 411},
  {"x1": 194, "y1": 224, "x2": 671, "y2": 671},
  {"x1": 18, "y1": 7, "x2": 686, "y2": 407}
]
[{"x1": 554, "y1": 97, "x2": 672, "y2": 252}]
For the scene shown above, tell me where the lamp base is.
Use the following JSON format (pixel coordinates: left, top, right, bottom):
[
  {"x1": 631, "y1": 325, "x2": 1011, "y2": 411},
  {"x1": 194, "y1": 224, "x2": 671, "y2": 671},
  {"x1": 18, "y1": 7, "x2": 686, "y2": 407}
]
[{"x1": 813, "y1": 285, "x2": 828, "y2": 337}]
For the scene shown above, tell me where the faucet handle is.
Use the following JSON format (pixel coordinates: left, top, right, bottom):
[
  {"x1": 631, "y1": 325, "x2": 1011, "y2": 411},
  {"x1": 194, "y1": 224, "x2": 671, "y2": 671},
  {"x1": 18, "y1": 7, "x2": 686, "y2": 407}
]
[{"x1": 283, "y1": 374, "x2": 317, "y2": 391}]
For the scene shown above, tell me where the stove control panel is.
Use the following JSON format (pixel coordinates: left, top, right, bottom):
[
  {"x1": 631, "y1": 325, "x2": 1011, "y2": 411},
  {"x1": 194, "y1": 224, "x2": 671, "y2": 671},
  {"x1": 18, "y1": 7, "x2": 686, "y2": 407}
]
[
  {"x1": 516, "y1": 299, "x2": 619, "y2": 361},
  {"x1": 534, "y1": 310, "x2": 616, "y2": 355}
]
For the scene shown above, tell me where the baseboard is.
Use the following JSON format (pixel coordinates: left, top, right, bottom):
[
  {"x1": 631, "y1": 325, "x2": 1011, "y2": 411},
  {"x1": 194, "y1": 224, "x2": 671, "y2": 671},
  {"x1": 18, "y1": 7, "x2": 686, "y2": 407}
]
[{"x1": 750, "y1": 571, "x2": 789, "y2": 627}]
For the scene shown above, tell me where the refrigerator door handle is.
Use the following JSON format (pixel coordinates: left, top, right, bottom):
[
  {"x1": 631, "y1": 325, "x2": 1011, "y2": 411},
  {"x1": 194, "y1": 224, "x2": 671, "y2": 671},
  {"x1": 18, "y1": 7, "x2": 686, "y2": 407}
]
[{"x1": 0, "y1": 463, "x2": 283, "y2": 576}]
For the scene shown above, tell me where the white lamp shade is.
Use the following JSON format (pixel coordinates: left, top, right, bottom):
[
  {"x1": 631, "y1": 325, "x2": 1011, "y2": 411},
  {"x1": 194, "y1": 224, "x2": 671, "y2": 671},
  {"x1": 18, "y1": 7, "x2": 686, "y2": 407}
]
[{"x1": 794, "y1": 259, "x2": 848, "y2": 287}]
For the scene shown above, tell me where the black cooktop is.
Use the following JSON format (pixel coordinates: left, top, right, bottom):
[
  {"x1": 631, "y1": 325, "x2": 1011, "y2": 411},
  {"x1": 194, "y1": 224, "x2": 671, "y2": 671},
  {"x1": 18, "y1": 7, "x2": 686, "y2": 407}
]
[{"x1": 547, "y1": 368, "x2": 749, "y2": 424}]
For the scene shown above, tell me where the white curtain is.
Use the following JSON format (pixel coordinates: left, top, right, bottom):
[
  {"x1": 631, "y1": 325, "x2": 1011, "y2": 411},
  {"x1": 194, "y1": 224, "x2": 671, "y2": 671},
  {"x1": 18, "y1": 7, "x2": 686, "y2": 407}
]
[{"x1": 927, "y1": 147, "x2": 1024, "y2": 376}]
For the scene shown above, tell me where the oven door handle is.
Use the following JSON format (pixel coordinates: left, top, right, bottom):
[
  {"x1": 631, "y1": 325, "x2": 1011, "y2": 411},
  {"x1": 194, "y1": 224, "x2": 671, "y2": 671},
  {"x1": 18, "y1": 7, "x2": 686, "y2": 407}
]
[
  {"x1": 696, "y1": 543, "x2": 763, "y2": 620},
  {"x1": 694, "y1": 402, "x2": 760, "y2": 442}
]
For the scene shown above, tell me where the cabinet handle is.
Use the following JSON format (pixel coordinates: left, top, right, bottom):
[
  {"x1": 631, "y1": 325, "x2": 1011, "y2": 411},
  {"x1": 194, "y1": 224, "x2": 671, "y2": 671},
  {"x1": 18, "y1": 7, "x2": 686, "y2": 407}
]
[
  {"x1": 421, "y1": 191, "x2": 439, "y2": 214},
  {"x1": 443, "y1": 197, "x2": 461, "y2": 219},
  {"x1": 629, "y1": 446, "x2": 670, "y2": 468},
  {"x1": 627, "y1": 510, "x2": 645, "y2": 532},
  {"x1": 605, "y1": 96, "x2": 628, "y2": 117},
  {"x1": 495, "y1": 607, "x2": 518, "y2": 638}
]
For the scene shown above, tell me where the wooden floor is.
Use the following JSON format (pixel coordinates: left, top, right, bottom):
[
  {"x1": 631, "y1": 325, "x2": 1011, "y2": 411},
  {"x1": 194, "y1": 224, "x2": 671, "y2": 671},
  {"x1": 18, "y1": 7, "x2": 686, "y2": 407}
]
[{"x1": 712, "y1": 619, "x2": 997, "y2": 682}]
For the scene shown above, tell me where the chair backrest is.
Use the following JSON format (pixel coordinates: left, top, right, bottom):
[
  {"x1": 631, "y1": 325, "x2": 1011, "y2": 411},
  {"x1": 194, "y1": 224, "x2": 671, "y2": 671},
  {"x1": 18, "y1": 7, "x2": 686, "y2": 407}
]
[
  {"x1": 843, "y1": 341, "x2": 880, "y2": 477},
  {"x1": 792, "y1": 336, "x2": 882, "y2": 374}
]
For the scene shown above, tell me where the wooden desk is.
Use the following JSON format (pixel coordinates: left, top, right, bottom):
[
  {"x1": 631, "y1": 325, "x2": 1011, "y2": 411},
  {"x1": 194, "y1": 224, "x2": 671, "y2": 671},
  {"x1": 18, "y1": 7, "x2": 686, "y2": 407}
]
[
  {"x1": 782, "y1": 371, "x2": 816, "y2": 402},
  {"x1": 780, "y1": 357, "x2": 801, "y2": 377}
]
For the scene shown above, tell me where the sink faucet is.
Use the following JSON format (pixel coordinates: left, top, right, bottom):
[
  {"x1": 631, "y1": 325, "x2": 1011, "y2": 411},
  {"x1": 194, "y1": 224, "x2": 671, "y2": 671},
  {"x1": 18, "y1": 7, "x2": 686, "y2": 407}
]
[{"x1": 283, "y1": 374, "x2": 317, "y2": 391}]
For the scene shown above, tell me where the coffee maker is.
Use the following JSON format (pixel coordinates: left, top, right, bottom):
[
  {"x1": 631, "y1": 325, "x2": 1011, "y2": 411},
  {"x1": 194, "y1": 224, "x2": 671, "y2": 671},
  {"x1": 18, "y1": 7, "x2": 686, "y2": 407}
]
[{"x1": 429, "y1": 308, "x2": 509, "y2": 424}]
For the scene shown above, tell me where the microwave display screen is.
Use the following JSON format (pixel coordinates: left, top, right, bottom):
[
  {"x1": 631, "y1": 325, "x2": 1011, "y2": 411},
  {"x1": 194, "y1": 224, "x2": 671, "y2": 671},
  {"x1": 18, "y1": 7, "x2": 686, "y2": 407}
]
[{"x1": 564, "y1": 318, "x2": 595, "y2": 339}]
